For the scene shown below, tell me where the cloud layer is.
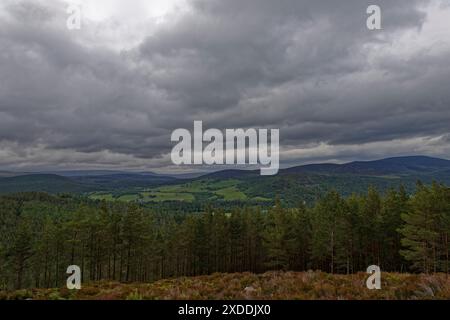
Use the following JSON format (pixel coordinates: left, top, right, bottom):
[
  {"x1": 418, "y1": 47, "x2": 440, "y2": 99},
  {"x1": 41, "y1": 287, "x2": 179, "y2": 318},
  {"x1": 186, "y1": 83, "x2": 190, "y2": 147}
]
[{"x1": 0, "y1": 0, "x2": 449, "y2": 171}]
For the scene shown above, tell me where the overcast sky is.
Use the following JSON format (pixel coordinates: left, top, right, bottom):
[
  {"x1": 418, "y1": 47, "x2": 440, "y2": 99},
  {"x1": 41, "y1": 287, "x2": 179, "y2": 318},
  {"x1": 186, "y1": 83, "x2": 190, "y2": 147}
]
[{"x1": 0, "y1": 0, "x2": 450, "y2": 173}]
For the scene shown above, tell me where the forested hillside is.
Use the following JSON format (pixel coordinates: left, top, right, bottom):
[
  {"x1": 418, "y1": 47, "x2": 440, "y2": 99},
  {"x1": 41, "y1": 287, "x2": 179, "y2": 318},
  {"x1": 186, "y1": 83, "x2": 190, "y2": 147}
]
[
  {"x1": 2, "y1": 156, "x2": 450, "y2": 207},
  {"x1": 1, "y1": 182, "x2": 450, "y2": 291}
]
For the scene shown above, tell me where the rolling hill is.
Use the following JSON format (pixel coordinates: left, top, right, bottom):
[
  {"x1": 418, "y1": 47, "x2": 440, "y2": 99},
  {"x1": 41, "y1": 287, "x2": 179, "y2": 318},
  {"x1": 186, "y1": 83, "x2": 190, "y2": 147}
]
[
  {"x1": 0, "y1": 174, "x2": 90, "y2": 194},
  {"x1": 283, "y1": 156, "x2": 450, "y2": 175},
  {"x1": 1, "y1": 156, "x2": 450, "y2": 205},
  {"x1": 0, "y1": 173, "x2": 177, "y2": 195},
  {"x1": 190, "y1": 156, "x2": 450, "y2": 205},
  {"x1": 0, "y1": 171, "x2": 29, "y2": 178},
  {"x1": 201, "y1": 156, "x2": 450, "y2": 178}
]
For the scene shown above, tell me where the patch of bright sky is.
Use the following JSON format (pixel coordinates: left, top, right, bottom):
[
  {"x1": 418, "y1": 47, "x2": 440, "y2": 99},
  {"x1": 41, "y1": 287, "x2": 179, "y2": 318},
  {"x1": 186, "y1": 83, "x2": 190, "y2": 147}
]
[
  {"x1": 62, "y1": 0, "x2": 190, "y2": 50},
  {"x1": 364, "y1": 0, "x2": 450, "y2": 61}
]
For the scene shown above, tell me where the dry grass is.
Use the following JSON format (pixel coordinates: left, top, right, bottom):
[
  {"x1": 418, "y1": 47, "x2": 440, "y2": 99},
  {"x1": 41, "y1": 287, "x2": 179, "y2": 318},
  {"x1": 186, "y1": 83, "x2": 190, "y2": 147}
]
[{"x1": 2, "y1": 271, "x2": 450, "y2": 300}]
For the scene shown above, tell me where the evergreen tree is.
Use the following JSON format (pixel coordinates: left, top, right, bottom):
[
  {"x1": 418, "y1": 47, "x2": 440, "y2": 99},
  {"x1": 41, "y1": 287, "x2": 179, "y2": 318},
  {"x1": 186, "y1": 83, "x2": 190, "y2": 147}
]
[{"x1": 399, "y1": 183, "x2": 440, "y2": 273}]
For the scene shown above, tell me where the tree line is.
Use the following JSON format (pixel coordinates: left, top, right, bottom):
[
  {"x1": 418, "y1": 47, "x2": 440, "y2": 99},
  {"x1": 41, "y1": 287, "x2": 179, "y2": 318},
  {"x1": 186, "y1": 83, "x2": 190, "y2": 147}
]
[{"x1": 1, "y1": 182, "x2": 450, "y2": 290}]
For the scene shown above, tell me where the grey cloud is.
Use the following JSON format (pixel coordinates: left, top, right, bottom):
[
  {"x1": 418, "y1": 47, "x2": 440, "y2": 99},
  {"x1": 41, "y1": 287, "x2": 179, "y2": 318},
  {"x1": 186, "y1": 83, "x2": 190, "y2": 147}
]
[{"x1": 0, "y1": 0, "x2": 449, "y2": 171}]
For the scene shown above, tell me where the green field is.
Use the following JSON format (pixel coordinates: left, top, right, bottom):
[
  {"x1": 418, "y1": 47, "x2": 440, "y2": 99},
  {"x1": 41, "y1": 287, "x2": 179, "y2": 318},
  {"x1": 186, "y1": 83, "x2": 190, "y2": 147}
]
[
  {"x1": 87, "y1": 179, "x2": 267, "y2": 203},
  {"x1": 89, "y1": 193, "x2": 115, "y2": 201},
  {"x1": 142, "y1": 191, "x2": 195, "y2": 202},
  {"x1": 214, "y1": 186, "x2": 247, "y2": 200},
  {"x1": 117, "y1": 194, "x2": 139, "y2": 202}
]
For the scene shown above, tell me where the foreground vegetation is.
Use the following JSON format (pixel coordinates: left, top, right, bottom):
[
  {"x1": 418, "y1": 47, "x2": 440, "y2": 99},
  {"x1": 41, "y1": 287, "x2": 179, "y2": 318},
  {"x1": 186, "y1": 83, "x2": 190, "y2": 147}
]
[
  {"x1": 2, "y1": 271, "x2": 450, "y2": 300},
  {"x1": 1, "y1": 182, "x2": 450, "y2": 292}
]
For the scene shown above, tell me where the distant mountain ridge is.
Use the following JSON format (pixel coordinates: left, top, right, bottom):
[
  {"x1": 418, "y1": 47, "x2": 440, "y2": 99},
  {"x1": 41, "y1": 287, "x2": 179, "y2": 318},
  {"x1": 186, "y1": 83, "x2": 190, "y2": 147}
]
[
  {"x1": 202, "y1": 156, "x2": 450, "y2": 179},
  {"x1": 0, "y1": 171, "x2": 30, "y2": 178},
  {"x1": 0, "y1": 174, "x2": 87, "y2": 194},
  {"x1": 0, "y1": 173, "x2": 177, "y2": 194},
  {"x1": 1, "y1": 156, "x2": 449, "y2": 198},
  {"x1": 283, "y1": 156, "x2": 450, "y2": 175}
]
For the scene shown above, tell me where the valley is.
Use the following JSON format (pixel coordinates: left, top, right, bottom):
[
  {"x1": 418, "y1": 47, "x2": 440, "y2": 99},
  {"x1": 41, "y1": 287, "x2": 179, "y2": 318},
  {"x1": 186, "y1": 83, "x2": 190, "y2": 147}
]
[{"x1": 2, "y1": 156, "x2": 450, "y2": 207}]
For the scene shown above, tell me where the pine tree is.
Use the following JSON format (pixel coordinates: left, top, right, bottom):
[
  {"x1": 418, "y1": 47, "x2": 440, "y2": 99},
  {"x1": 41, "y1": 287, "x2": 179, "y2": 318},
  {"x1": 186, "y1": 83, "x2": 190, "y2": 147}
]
[
  {"x1": 362, "y1": 187, "x2": 382, "y2": 266},
  {"x1": 380, "y1": 187, "x2": 408, "y2": 271},
  {"x1": 399, "y1": 183, "x2": 440, "y2": 273},
  {"x1": 310, "y1": 191, "x2": 346, "y2": 273},
  {"x1": 291, "y1": 202, "x2": 311, "y2": 271},
  {"x1": 263, "y1": 198, "x2": 295, "y2": 270},
  {"x1": 11, "y1": 217, "x2": 34, "y2": 289}
]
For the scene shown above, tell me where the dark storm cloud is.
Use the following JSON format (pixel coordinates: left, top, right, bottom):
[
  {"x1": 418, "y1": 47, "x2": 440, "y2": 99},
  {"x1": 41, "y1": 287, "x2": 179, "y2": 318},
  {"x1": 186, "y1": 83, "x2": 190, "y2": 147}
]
[
  {"x1": 0, "y1": 0, "x2": 449, "y2": 170},
  {"x1": 138, "y1": 0, "x2": 426, "y2": 114}
]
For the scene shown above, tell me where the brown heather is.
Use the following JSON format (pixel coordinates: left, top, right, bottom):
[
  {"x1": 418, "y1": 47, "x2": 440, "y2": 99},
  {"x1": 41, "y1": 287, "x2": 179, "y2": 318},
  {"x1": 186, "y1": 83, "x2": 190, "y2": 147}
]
[{"x1": 2, "y1": 271, "x2": 450, "y2": 300}]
